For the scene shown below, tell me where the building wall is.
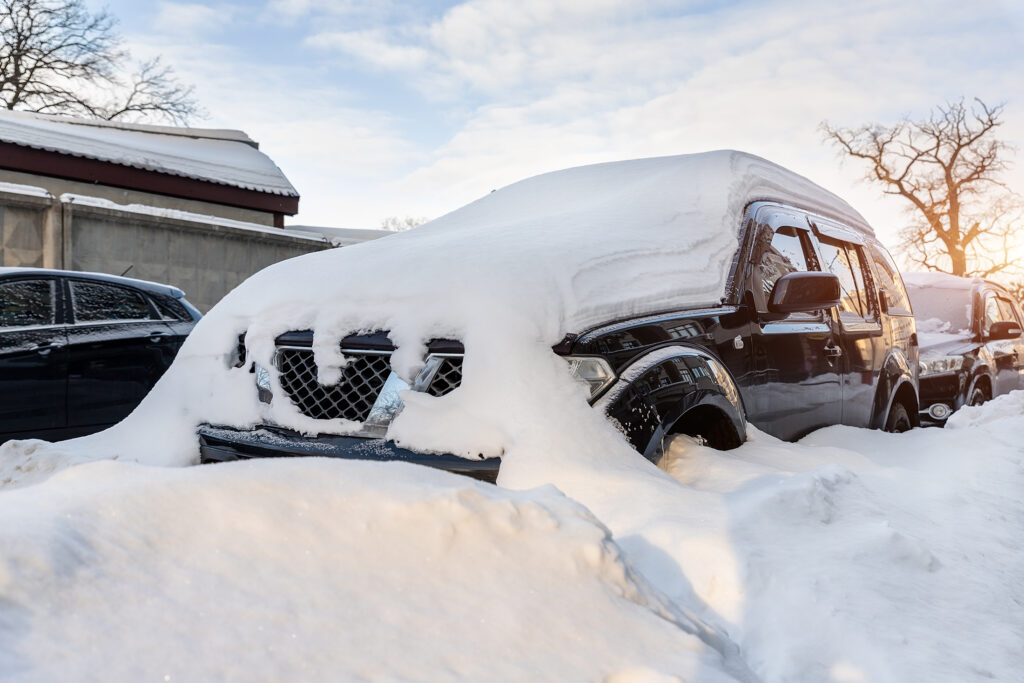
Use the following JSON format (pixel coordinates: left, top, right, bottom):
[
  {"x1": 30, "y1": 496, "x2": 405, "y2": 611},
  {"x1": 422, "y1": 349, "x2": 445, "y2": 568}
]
[
  {"x1": 0, "y1": 186, "x2": 330, "y2": 313},
  {"x1": 0, "y1": 168, "x2": 278, "y2": 227},
  {"x1": 0, "y1": 189, "x2": 49, "y2": 267}
]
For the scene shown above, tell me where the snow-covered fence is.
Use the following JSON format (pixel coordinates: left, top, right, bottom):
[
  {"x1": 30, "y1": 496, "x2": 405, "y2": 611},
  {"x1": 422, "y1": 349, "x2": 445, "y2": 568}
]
[{"x1": 0, "y1": 183, "x2": 331, "y2": 312}]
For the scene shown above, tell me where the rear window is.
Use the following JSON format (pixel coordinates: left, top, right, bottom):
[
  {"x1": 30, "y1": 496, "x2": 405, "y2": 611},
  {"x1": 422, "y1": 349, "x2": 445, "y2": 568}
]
[
  {"x1": 906, "y1": 284, "x2": 973, "y2": 334},
  {"x1": 71, "y1": 281, "x2": 154, "y2": 322},
  {"x1": 0, "y1": 279, "x2": 55, "y2": 327}
]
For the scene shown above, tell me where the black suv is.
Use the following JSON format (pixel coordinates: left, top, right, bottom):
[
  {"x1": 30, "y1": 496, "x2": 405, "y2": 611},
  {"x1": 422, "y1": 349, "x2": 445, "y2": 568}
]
[
  {"x1": 199, "y1": 155, "x2": 919, "y2": 482},
  {"x1": 0, "y1": 268, "x2": 201, "y2": 443},
  {"x1": 904, "y1": 273, "x2": 1024, "y2": 425}
]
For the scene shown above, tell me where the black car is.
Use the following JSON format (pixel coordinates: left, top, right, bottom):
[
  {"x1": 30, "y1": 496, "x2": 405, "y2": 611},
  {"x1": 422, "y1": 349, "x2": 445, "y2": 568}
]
[
  {"x1": 0, "y1": 268, "x2": 201, "y2": 443},
  {"x1": 904, "y1": 273, "x2": 1024, "y2": 425},
  {"x1": 198, "y1": 155, "x2": 920, "y2": 482}
]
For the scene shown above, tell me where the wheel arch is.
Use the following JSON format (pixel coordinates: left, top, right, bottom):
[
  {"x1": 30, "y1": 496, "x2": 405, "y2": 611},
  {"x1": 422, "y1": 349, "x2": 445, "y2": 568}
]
[{"x1": 595, "y1": 345, "x2": 747, "y2": 458}]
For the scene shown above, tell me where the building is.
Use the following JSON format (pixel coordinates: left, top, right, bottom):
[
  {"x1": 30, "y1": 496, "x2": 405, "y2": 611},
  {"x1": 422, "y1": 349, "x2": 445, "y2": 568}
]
[{"x1": 0, "y1": 110, "x2": 333, "y2": 311}]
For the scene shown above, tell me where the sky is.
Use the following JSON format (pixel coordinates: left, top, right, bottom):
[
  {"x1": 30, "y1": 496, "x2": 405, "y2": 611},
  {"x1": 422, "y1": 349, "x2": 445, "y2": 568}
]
[{"x1": 87, "y1": 0, "x2": 1024, "y2": 256}]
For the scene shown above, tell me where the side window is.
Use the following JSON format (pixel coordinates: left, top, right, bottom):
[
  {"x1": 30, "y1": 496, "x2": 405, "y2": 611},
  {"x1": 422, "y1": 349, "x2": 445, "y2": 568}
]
[
  {"x1": 982, "y1": 295, "x2": 1004, "y2": 335},
  {"x1": 151, "y1": 294, "x2": 191, "y2": 322},
  {"x1": 868, "y1": 247, "x2": 913, "y2": 316},
  {"x1": 997, "y1": 298, "x2": 1022, "y2": 327},
  {"x1": 0, "y1": 279, "x2": 55, "y2": 327},
  {"x1": 818, "y1": 238, "x2": 873, "y2": 323},
  {"x1": 71, "y1": 281, "x2": 154, "y2": 323},
  {"x1": 756, "y1": 225, "x2": 818, "y2": 320}
]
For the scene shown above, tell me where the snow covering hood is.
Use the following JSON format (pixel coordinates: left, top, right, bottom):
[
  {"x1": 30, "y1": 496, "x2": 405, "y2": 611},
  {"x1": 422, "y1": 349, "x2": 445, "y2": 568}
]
[{"x1": 0, "y1": 109, "x2": 298, "y2": 197}]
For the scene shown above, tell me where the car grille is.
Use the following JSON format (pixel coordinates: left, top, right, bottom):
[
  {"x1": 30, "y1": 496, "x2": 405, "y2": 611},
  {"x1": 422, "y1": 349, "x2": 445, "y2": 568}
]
[{"x1": 276, "y1": 348, "x2": 463, "y2": 422}]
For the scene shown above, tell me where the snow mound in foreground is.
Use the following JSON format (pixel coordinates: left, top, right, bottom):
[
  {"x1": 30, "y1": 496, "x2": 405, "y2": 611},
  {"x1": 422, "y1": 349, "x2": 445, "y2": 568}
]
[{"x1": 0, "y1": 458, "x2": 743, "y2": 683}]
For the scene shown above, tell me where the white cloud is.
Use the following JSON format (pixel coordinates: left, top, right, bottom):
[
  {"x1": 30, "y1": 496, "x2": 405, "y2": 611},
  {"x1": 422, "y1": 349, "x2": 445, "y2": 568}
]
[{"x1": 154, "y1": 2, "x2": 234, "y2": 35}]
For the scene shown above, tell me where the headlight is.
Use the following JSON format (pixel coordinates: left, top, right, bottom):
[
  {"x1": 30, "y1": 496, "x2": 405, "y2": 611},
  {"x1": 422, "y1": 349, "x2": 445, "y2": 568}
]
[
  {"x1": 565, "y1": 356, "x2": 615, "y2": 400},
  {"x1": 255, "y1": 363, "x2": 273, "y2": 404},
  {"x1": 919, "y1": 356, "x2": 964, "y2": 376}
]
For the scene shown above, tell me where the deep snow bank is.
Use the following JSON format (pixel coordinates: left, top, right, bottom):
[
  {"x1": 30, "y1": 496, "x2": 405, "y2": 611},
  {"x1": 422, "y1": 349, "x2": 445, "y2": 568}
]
[{"x1": 0, "y1": 458, "x2": 743, "y2": 683}]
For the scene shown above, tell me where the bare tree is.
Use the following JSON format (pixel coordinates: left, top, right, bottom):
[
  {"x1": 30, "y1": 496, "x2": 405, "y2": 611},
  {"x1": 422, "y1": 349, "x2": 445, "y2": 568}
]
[
  {"x1": 379, "y1": 216, "x2": 430, "y2": 232},
  {"x1": 0, "y1": 0, "x2": 201, "y2": 125},
  {"x1": 822, "y1": 98, "x2": 1020, "y2": 278}
]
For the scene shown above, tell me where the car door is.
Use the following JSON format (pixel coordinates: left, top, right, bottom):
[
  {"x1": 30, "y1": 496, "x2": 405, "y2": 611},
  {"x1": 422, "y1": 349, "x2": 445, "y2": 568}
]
[
  {"x1": 813, "y1": 232, "x2": 886, "y2": 427},
  {"x1": 1000, "y1": 296, "x2": 1024, "y2": 387},
  {"x1": 65, "y1": 279, "x2": 176, "y2": 429},
  {"x1": 746, "y1": 218, "x2": 843, "y2": 440},
  {"x1": 983, "y1": 292, "x2": 1023, "y2": 397},
  {"x1": 0, "y1": 276, "x2": 68, "y2": 439}
]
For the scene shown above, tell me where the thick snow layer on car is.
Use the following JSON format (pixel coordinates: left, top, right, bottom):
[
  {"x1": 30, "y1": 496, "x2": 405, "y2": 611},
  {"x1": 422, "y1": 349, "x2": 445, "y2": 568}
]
[
  {"x1": 902, "y1": 271, "x2": 980, "y2": 289},
  {"x1": 2, "y1": 394, "x2": 1023, "y2": 681},
  {"x1": 0, "y1": 150, "x2": 877, "y2": 474}
]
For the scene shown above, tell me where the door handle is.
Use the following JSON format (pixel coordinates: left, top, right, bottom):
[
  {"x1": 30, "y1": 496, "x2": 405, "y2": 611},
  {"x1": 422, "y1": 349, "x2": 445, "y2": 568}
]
[
  {"x1": 824, "y1": 343, "x2": 843, "y2": 358},
  {"x1": 148, "y1": 331, "x2": 169, "y2": 342},
  {"x1": 32, "y1": 343, "x2": 62, "y2": 356}
]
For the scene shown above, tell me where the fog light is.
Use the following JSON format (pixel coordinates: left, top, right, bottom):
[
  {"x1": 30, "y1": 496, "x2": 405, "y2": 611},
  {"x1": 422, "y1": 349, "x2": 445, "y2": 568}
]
[
  {"x1": 927, "y1": 403, "x2": 951, "y2": 420},
  {"x1": 255, "y1": 363, "x2": 272, "y2": 404}
]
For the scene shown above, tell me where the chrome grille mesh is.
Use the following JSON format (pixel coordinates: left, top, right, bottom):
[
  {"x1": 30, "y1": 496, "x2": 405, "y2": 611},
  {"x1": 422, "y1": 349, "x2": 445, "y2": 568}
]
[
  {"x1": 427, "y1": 357, "x2": 463, "y2": 397},
  {"x1": 276, "y1": 348, "x2": 463, "y2": 421},
  {"x1": 277, "y1": 349, "x2": 391, "y2": 421}
]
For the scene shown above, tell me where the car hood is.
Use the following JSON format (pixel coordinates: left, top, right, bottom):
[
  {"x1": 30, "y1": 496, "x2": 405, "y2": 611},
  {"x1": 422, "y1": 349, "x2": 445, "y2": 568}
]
[{"x1": 919, "y1": 332, "x2": 976, "y2": 358}]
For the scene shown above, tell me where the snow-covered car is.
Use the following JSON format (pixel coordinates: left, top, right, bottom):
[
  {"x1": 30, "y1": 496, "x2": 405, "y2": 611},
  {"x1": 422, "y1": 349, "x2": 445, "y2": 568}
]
[
  {"x1": 192, "y1": 151, "x2": 920, "y2": 482},
  {"x1": 904, "y1": 272, "x2": 1024, "y2": 425},
  {"x1": 0, "y1": 268, "x2": 201, "y2": 443}
]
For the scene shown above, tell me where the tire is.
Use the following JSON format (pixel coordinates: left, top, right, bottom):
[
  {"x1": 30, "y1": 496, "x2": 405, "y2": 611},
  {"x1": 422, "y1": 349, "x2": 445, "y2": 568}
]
[
  {"x1": 968, "y1": 386, "x2": 989, "y2": 407},
  {"x1": 885, "y1": 402, "x2": 912, "y2": 433}
]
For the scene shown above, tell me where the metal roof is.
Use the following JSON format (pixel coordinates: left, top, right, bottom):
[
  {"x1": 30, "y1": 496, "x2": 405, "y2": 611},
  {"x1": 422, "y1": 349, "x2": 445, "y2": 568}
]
[{"x1": 0, "y1": 110, "x2": 298, "y2": 198}]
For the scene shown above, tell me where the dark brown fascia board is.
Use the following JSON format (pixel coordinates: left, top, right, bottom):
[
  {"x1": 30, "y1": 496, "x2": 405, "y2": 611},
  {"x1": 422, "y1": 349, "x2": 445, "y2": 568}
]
[{"x1": 0, "y1": 141, "x2": 299, "y2": 216}]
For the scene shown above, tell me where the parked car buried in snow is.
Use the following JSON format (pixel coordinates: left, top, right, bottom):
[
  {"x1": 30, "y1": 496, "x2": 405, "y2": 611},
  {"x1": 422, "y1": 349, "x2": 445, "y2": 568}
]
[
  {"x1": 903, "y1": 272, "x2": 1024, "y2": 425},
  {"x1": 0, "y1": 268, "x2": 201, "y2": 444},
  {"x1": 197, "y1": 151, "x2": 920, "y2": 482}
]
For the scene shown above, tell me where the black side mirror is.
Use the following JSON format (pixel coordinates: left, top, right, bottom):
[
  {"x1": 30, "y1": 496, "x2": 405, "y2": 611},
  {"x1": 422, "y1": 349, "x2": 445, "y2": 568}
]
[
  {"x1": 768, "y1": 272, "x2": 841, "y2": 314},
  {"x1": 987, "y1": 320, "x2": 1023, "y2": 341}
]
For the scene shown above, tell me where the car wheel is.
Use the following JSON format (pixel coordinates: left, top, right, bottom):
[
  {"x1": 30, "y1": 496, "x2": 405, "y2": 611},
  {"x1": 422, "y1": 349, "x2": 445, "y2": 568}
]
[
  {"x1": 885, "y1": 402, "x2": 912, "y2": 433},
  {"x1": 968, "y1": 386, "x2": 990, "y2": 407}
]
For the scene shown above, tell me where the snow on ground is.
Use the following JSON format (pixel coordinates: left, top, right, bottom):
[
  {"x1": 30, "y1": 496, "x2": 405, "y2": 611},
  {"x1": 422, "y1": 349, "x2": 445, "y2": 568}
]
[
  {"x1": 2, "y1": 396, "x2": 1022, "y2": 682},
  {"x1": 1, "y1": 153, "x2": 1021, "y2": 680}
]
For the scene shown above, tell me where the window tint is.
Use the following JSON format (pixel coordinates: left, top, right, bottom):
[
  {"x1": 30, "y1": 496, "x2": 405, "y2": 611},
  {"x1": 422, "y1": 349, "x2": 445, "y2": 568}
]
[
  {"x1": 71, "y1": 281, "x2": 153, "y2": 322},
  {"x1": 152, "y1": 294, "x2": 191, "y2": 321},
  {"x1": 997, "y1": 297, "x2": 1021, "y2": 326},
  {"x1": 869, "y1": 247, "x2": 913, "y2": 316},
  {"x1": 757, "y1": 226, "x2": 818, "y2": 320},
  {"x1": 818, "y1": 238, "x2": 872, "y2": 323},
  {"x1": 0, "y1": 279, "x2": 55, "y2": 327}
]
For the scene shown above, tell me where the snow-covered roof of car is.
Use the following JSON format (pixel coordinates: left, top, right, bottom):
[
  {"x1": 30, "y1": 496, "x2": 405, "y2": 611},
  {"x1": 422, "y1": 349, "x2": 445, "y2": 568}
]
[
  {"x1": 428, "y1": 149, "x2": 874, "y2": 240},
  {"x1": 0, "y1": 110, "x2": 298, "y2": 198},
  {"x1": 902, "y1": 272, "x2": 984, "y2": 289}
]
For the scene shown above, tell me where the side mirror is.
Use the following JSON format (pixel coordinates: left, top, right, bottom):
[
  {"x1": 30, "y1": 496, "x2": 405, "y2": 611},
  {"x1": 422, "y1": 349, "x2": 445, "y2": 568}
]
[
  {"x1": 987, "y1": 320, "x2": 1023, "y2": 341},
  {"x1": 768, "y1": 272, "x2": 841, "y2": 314}
]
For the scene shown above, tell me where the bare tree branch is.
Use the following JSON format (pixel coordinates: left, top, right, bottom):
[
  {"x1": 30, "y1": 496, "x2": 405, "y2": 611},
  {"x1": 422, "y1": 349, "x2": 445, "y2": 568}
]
[
  {"x1": 0, "y1": 0, "x2": 202, "y2": 124},
  {"x1": 822, "y1": 98, "x2": 1019, "y2": 279}
]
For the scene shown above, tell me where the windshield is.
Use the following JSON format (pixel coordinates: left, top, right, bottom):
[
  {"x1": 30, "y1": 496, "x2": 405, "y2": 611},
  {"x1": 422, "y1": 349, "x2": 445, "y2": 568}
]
[{"x1": 906, "y1": 285, "x2": 973, "y2": 334}]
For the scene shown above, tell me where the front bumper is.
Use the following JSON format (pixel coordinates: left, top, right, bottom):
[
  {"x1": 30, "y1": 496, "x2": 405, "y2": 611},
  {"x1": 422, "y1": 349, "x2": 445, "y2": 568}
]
[
  {"x1": 198, "y1": 425, "x2": 501, "y2": 484},
  {"x1": 917, "y1": 372, "x2": 965, "y2": 427}
]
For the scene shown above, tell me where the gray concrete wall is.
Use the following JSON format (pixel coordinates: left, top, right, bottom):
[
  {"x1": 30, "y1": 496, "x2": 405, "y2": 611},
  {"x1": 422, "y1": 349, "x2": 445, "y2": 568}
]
[
  {"x1": 0, "y1": 187, "x2": 330, "y2": 312},
  {"x1": 0, "y1": 188, "x2": 49, "y2": 267}
]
